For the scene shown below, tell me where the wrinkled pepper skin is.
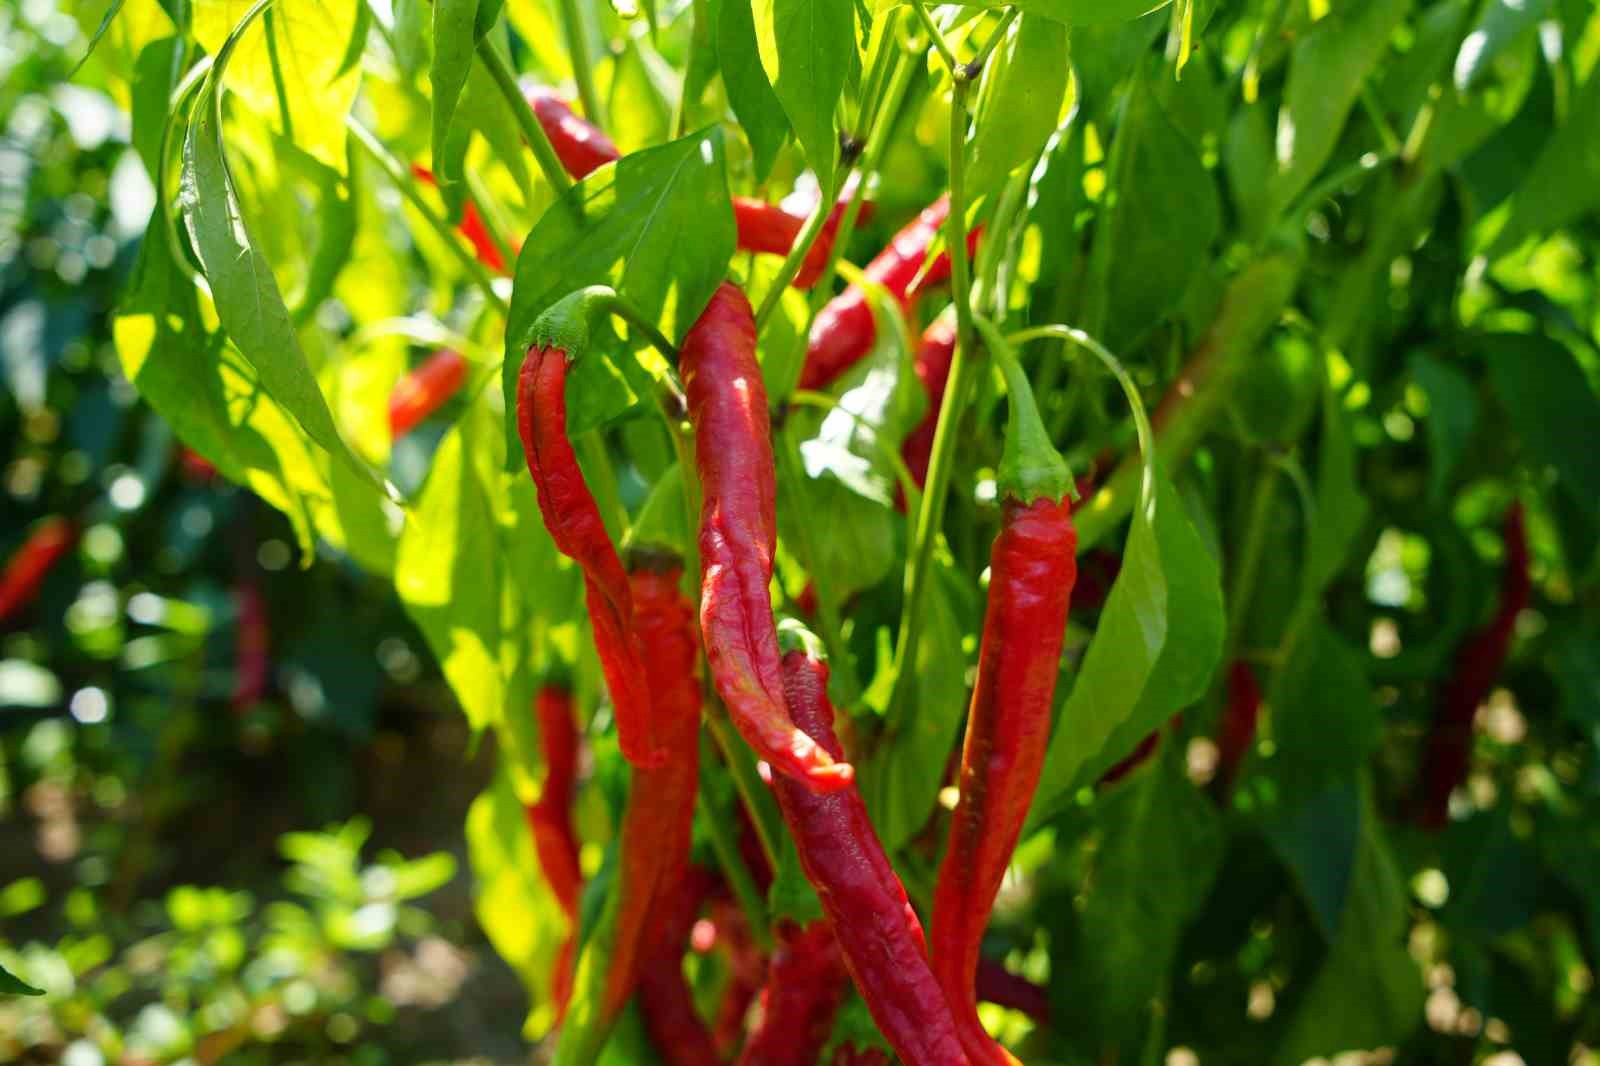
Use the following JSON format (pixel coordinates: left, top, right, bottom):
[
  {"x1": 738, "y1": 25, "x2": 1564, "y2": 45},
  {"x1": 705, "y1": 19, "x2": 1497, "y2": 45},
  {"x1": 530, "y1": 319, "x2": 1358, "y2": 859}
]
[
  {"x1": 798, "y1": 196, "x2": 979, "y2": 391},
  {"x1": 679, "y1": 283, "x2": 852, "y2": 793},
  {"x1": 774, "y1": 649, "x2": 970, "y2": 1066},
  {"x1": 932, "y1": 496, "x2": 1076, "y2": 1066},
  {"x1": 1417, "y1": 504, "x2": 1530, "y2": 830},
  {"x1": 518, "y1": 346, "x2": 663, "y2": 768},
  {"x1": 736, "y1": 922, "x2": 849, "y2": 1066},
  {"x1": 389, "y1": 349, "x2": 469, "y2": 440},
  {"x1": 523, "y1": 86, "x2": 622, "y2": 179},
  {"x1": 526, "y1": 685, "x2": 583, "y2": 1017},
  {"x1": 638, "y1": 866, "x2": 721, "y2": 1066},
  {"x1": 553, "y1": 555, "x2": 703, "y2": 1066},
  {"x1": 901, "y1": 313, "x2": 958, "y2": 490},
  {"x1": 0, "y1": 517, "x2": 78, "y2": 624}
]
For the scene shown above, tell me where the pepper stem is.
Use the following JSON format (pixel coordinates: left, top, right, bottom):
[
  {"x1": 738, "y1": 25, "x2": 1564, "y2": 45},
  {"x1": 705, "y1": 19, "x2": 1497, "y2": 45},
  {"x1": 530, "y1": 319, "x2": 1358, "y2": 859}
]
[{"x1": 974, "y1": 316, "x2": 1072, "y2": 505}]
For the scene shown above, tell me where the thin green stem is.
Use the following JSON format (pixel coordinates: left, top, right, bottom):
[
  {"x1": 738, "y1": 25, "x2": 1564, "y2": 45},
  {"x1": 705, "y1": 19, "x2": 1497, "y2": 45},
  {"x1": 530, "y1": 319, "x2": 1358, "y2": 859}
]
[
  {"x1": 755, "y1": 168, "x2": 847, "y2": 331},
  {"x1": 598, "y1": 290, "x2": 680, "y2": 364},
  {"x1": 475, "y1": 38, "x2": 575, "y2": 196},
  {"x1": 697, "y1": 743, "x2": 773, "y2": 949},
  {"x1": 345, "y1": 116, "x2": 509, "y2": 316},
  {"x1": 555, "y1": 0, "x2": 606, "y2": 129},
  {"x1": 885, "y1": 71, "x2": 978, "y2": 731},
  {"x1": 463, "y1": 167, "x2": 518, "y2": 267},
  {"x1": 969, "y1": 8, "x2": 1019, "y2": 74},
  {"x1": 907, "y1": 0, "x2": 959, "y2": 74}
]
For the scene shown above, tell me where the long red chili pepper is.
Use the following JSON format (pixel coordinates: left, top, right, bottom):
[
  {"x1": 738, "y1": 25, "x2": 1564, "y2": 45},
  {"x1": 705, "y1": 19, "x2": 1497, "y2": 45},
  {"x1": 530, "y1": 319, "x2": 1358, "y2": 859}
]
[
  {"x1": 518, "y1": 345, "x2": 664, "y2": 768},
  {"x1": 679, "y1": 282, "x2": 852, "y2": 792},
  {"x1": 0, "y1": 517, "x2": 78, "y2": 625},
  {"x1": 523, "y1": 86, "x2": 622, "y2": 179},
  {"x1": 526, "y1": 685, "x2": 583, "y2": 1016},
  {"x1": 555, "y1": 550, "x2": 703, "y2": 1066},
  {"x1": 1214, "y1": 662, "x2": 1262, "y2": 795},
  {"x1": 1417, "y1": 503, "x2": 1530, "y2": 830},
  {"x1": 932, "y1": 350, "x2": 1076, "y2": 1066},
  {"x1": 901, "y1": 311, "x2": 958, "y2": 490},
  {"x1": 389, "y1": 349, "x2": 469, "y2": 440},
  {"x1": 638, "y1": 866, "x2": 721, "y2": 1066},
  {"x1": 408, "y1": 164, "x2": 508, "y2": 273},
  {"x1": 735, "y1": 921, "x2": 849, "y2": 1066},
  {"x1": 798, "y1": 196, "x2": 981, "y2": 392},
  {"x1": 773, "y1": 646, "x2": 970, "y2": 1066}
]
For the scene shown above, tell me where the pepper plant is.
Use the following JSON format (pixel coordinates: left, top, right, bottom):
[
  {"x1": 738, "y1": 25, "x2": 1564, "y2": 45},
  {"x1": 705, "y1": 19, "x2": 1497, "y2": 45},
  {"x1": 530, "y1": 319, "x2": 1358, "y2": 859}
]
[{"x1": 19, "y1": 0, "x2": 1600, "y2": 1060}]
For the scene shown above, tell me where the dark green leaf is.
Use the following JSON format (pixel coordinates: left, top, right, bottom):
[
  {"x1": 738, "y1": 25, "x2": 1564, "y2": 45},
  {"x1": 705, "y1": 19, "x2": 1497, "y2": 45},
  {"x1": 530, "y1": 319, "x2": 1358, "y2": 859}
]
[
  {"x1": 431, "y1": 0, "x2": 478, "y2": 182},
  {"x1": 130, "y1": 36, "x2": 185, "y2": 179},
  {"x1": 1260, "y1": 624, "x2": 1381, "y2": 808},
  {"x1": 710, "y1": 0, "x2": 789, "y2": 180},
  {"x1": 1302, "y1": 378, "x2": 1369, "y2": 598},
  {"x1": 1408, "y1": 352, "x2": 1477, "y2": 504},
  {"x1": 966, "y1": 16, "x2": 1070, "y2": 198},
  {"x1": 1480, "y1": 332, "x2": 1600, "y2": 519},
  {"x1": 1263, "y1": 778, "x2": 1361, "y2": 939},
  {"x1": 751, "y1": 0, "x2": 852, "y2": 182},
  {"x1": 1484, "y1": 66, "x2": 1600, "y2": 255}
]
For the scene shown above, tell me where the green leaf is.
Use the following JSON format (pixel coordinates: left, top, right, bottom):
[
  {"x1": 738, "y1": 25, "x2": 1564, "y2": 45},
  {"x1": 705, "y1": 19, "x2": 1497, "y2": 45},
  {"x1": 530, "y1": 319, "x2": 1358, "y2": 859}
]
[
  {"x1": 0, "y1": 961, "x2": 44, "y2": 997},
  {"x1": 1302, "y1": 377, "x2": 1369, "y2": 598},
  {"x1": 1057, "y1": 745, "x2": 1222, "y2": 1047},
  {"x1": 179, "y1": 77, "x2": 387, "y2": 500},
  {"x1": 710, "y1": 0, "x2": 788, "y2": 179},
  {"x1": 1263, "y1": 778, "x2": 1360, "y2": 939},
  {"x1": 130, "y1": 36, "x2": 186, "y2": 179},
  {"x1": 502, "y1": 127, "x2": 735, "y2": 462},
  {"x1": 1408, "y1": 352, "x2": 1477, "y2": 504},
  {"x1": 1480, "y1": 333, "x2": 1600, "y2": 520},
  {"x1": 72, "y1": 0, "x2": 130, "y2": 76},
  {"x1": 1483, "y1": 67, "x2": 1600, "y2": 256},
  {"x1": 1266, "y1": 0, "x2": 1411, "y2": 226},
  {"x1": 431, "y1": 0, "x2": 478, "y2": 184},
  {"x1": 192, "y1": 0, "x2": 362, "y2": 171},
  {"x1": 1453, "y1": 0, "x2": 1553, "y2": 93},
  {"x1": 1031, "y1": 465, "x2": 1224, "y2": 825},
  {"x1": 1261, "y1": 623, "x2": 1381, "y2": 808},
  {"x1": 1090, "y1": 71, "x2": 1220, "y2": 348},
  {"x1": 1274, "y1": 793, "x2": 1422, "y2": 1064},
  {"x1": 965, "y1": 15, "x2": 1070, "y2": 198},
  {"x1": 997, "y1": 0, "x2": 1172, "y2": 27},
  {"x1": 751, "y1": 0, "x2": 852, "y2": 182}
]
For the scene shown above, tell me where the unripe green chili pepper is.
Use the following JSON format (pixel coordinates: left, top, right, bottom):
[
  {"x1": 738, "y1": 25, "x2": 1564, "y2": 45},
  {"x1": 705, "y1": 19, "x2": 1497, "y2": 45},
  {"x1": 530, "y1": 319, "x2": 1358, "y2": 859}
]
[
  {"x1": 389, "y1": 349, "x2": 468, "y2": 440},
  {"x1": 527, "y1": 684, "x2": 583, "y2": 1017},
  {"x1": 773, "y1": 644, "x2": 971, "y2": 1066},
  {"x1": 679, "y1": 282, "x2": 853, "y2": 793},
  {"x1": 555, "y1": 549, "x2": 703, "y2": 1066},
  {"x1": 736, "y1": 921, "x2": 849, "y2": 1066},
  {"x1": 1416, "y1": 503, "x2": 1529, "y2": 830},
  {"x1": 518, "y1": 345, "x2": 665, "y2": 768},
  {"x1": 931, "y1": 342, "x2": 1076, "y2": 1066}
]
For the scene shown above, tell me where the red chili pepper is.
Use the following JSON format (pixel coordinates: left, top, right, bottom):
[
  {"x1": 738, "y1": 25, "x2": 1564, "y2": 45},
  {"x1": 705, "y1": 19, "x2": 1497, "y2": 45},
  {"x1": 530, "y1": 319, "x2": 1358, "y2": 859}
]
[
  {"x1": 638, "y1": 866, "x2": 721, "y2": 1066},
  {"x1": 0, "y1": 517, "x2": 78, "y2": 625},
  {"x1": 523, "y1": 86, "x2": 623, "y2": 179},
  {"x1": 1097, "y1": 730, "x2": 1161, "y2": 787},
  {"x1": 177, "y1": 447, "x2": 219, "y2": 483},
  {"x1": 389, "y1": 349, "x2": 469, "y2": 440},
  {"x1": 797, "y1": 196, "x2": 981, "y2": 392},
  {"x1": 735, "y1": 921, "x2": 849, "y2": 1066},
  {"x1": 679, "y1": 282, "x2": 852, "y2": 793},
  {"x1": 773, "y1": 646, "x2": 970, "y2": 1066},
  {"x1": 526, "y1": 685, "x2": 583, "y2": 1016},
  {"x1": 555, "y1": 551, "x2": 703, "y2": 1065},
  {"x1": 518, "y1": 345, "x2": 664, "y2": 768},
  {"x1": 733, "y1": 193, "x2": 875, "y2": 290},
  {"x1": 230, "y1": 581, "x2": 270, "y2": 711},
  {"x1": 900, "y1": 312, "x2": 958, "y2": 490},
  {"x1": 932, "y1": 350, "x2": 1076, "y2": 1066},
  {"x1": 974, "y1": 958, "x2": 1050, "y2": 1024},
  {"x1": 1214, "y1": 662, "x2": 1262, "y2": 795},
  {"x1": 830, "y1": 1047, "x2": 891, "y2": 1066},
  {"x1": 712, "y1": 895, "x2": 768, "y2": 1053},
  {"x1": 1417, "y1": 503, "x2": 1529, "y2": 830},
  {"x1": 408, "y1": 164, "x2": 510, "y2": 273}
]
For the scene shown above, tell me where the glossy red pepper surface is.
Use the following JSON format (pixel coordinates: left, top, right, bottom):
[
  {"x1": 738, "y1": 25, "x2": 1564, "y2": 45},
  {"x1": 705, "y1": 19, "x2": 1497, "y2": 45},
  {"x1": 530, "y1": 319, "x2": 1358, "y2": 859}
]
[
  {"x1": 389, "y1": 349, "x2": 469, "y2": 440},
  {"x1": 901, "y1": 313, "x2": 958, "y2": 490},
  {"x1": 736, "y1": 921, "x2": 848, "y2": 1066},
  {"x1": 932, "y1": 495, "x2": 1076, "y2": 1066},
  {"x1": 518, "y1": 346, "x2": 663, "y2": 768},
  {"x1": 679, "y1": 283, "x2": 852, "y2": 792},
  {"x1": 526, "y1": 685, "x2": 583, "y2": 1018},
  {"x1": 733, "y1": 194, "x2": 874, "y2": 290},
  {"x1": 0, "y1": 517, "x2": 78, "y2": 624},
  {"x1": 774, "y1": 649, "x2": 970, "y2": 1066},
  {"x1": 1417, "y1": 503, "x2": 1530, "y2": 829},
  {"x1": 523, "y1": 86, "x2": 622, "y2": 179}
]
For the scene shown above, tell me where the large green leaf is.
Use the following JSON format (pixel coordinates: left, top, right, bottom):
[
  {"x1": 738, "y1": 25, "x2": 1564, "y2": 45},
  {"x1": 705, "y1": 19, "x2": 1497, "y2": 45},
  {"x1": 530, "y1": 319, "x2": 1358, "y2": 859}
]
[
  {"x1": 710, "y1": 0, "x2": 788, "y2": 179},
  {"x1": 1266, "y1": 0, "x2": 1411, "y2": 225},
  {"x1": 1264, "y1": 778, "x2": 1361, "y2": 939},
  {"x1": 1263, "y1": 623, "x2": 1382, "y2": 808},
  {"x1": 1408, "y1": 352, "x2": 1478, "y2": 504},
  {"x1": 751, "y1": 0, "x2": 852, "y2": 182},
  {"x1": 1483, "y1": 67, "x2": 1600, "y2": 255},
  {"x1": 1031, "y1": 465, "x2": 1224, "y2": 825},
  {"x1": 992, "y1": 0, "x2": 1172, "y2": 27},
  {"x1": 0, "y1": 961, "x2": 44, "y2": 997},
  {"x1": 1452, "y1": 0, "x2": 1553, "y2": 93},
  {"x1": 431, "y1": 0, "x2": 481, "y2": 183},
  {"x1": 965, "y1": 15, "x2": 1070, "y2": 199},
  {"x1": 502, "y1": 127, "x2": 736, "y2": 461},
  {"x1": 1481, "y1": 333, "x2": 1600, "y2": 520}
]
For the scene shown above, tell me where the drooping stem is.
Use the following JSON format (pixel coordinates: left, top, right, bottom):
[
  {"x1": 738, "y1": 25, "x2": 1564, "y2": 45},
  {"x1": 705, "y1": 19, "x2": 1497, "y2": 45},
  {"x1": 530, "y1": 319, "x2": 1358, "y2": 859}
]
[{"x1": 476, "y1": 38, "x2": 575, "y2": 197}]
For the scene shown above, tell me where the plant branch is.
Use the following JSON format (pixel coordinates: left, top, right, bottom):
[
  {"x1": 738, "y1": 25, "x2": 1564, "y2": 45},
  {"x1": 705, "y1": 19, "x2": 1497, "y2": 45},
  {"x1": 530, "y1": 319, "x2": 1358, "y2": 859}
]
[
  {"x1": 475, "y1": 38, "x2": 575, "y2": 197},
  {"x1": 555, "y1": 0, "x2": 606, "y2": 130}
]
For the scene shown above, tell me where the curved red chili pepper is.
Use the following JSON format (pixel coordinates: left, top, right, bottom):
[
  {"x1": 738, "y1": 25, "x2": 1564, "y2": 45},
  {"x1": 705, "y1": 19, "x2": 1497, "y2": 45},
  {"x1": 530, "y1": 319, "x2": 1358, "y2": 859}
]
[
  {"x1": 408, "y1": 164, "x2": 510, "y2": 274},
  {"x1": 0, "y1": 517, "x2": 78, "y2": 625},
  {"x1": 932, "y1": 497, "x2": 1076, "y2": 1066},
  {"x1": 1417, "y1": 503, "x2": 1529, "y2": 830},
  {"x1": 735, "y1": 921, "x2": 848, "y2": 1066},
  {"x1": 774, "y1": 648, "x2": 970, "y2": 1066},
  {"x1": 1214, "y1": 662, "x2": 1262, "y2": 795},
  {"x1": 733, "y1": 194, "x2": 875, "y2": 290},
  {"x1": 518, "y1": 346, "x2": 664, "y2": 769},
  {"x1": 679, "y1": 283, "x2": 852, "y2": 793},
  {"x1": 389, "y1": 349, "x2": 469, "y2": 440},
  {"x1": 230, "y1": 580, "x2": 270, "y2": 711},
  {"x1": 638, "y1": 866, "x2": 721, "y2": 1066},
  {"x1": 555, "y1": 553, "x2": 703, "y2": 1064},
  {"x1": 798, "y1": 196, "x2": 981, "y2": 392},
  {"x1": 523, "y1": 86, "x2": 622, "y2": 179}
]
